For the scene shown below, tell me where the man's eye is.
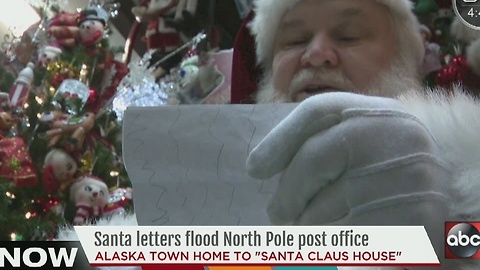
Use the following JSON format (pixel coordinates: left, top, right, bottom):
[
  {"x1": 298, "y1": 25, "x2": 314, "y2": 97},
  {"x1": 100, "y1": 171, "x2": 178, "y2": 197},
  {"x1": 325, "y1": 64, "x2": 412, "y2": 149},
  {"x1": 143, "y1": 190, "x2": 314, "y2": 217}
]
[
  {"x1": 283, "y1": 38, "x2": 308, "y2": 48},
  {"x1": 288, "y1": 40, "x2": 307, "y2": 45},
  {"x1": 337, "y1": 36, "x2": 359, "y2": 42}
]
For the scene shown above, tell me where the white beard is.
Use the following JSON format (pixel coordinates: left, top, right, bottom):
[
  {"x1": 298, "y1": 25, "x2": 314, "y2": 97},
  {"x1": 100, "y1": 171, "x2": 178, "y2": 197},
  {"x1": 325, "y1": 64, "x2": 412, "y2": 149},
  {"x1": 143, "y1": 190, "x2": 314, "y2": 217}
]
[
  {"x1": 256, "y1": 70, "x2": 291, "y2": 103},
  {"x1": 255, "y1": 58, "x2": 422, "y2": 103}
]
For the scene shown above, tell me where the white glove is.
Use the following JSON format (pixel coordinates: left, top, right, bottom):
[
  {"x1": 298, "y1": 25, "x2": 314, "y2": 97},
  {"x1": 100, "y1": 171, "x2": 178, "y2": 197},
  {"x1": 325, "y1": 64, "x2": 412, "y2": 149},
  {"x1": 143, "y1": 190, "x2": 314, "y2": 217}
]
[{"x1": 246, "y1": 92, "x2": 452, "y2": 261}]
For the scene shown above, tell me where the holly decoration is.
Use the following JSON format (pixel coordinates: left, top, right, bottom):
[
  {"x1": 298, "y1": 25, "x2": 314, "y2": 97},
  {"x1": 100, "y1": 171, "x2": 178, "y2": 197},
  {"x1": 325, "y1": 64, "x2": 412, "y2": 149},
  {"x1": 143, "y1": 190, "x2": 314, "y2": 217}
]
[{"x1": 435, "y1": 55, "x2": 469, "y2": 90}]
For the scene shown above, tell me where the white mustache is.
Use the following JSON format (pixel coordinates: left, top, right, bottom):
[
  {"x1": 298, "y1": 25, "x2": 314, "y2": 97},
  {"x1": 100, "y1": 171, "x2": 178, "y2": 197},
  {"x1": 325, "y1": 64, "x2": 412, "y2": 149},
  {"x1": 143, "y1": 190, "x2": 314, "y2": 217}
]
[{"x1": 288, "y1": 69, "x2": 355, "y2": 97}]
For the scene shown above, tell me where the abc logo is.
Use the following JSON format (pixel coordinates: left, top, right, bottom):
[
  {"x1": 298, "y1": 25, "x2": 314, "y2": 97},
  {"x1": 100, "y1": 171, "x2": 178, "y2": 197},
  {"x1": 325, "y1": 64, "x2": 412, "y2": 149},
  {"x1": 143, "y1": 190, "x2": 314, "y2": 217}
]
[{"x1": 446, "y1": 223, "x2": 480, "y2": 258}]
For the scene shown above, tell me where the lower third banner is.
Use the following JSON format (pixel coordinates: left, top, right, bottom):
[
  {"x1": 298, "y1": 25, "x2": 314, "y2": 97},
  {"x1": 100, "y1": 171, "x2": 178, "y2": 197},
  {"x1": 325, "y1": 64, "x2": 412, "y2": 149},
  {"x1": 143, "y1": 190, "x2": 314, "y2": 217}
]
[{"x1": 74, "y1": 226, "x2": 440, "y2": 269}]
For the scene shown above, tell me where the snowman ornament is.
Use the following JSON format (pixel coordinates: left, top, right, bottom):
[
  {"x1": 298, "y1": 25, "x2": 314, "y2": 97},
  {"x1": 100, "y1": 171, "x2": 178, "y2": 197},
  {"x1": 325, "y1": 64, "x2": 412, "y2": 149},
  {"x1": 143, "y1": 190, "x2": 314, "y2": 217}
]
[
  {"x1": 70, "y1": 175, "x2": 109, "y2": 225},
  {"x1": 78, "y1": 7, "x2": 109, "y2": 46},
  {"x1": 43, "y1": 148, "x2": 78, "y2": 194},
  {"x1": 38, "y1": 45, "x2": 62, "y2": 68}
]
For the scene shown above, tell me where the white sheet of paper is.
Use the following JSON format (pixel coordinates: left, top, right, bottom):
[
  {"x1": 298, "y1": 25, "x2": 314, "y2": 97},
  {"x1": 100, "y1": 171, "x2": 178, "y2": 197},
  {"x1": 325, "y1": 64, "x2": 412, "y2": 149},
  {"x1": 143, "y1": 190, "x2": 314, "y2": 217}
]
[{"x1": 122, "y1": 104, "x2": 297, "y2": 226}]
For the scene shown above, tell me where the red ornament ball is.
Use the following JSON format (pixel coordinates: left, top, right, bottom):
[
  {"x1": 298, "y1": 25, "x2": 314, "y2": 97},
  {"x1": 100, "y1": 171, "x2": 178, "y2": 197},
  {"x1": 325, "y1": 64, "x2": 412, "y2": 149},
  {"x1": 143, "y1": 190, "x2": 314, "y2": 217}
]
[
  {"x1": 435, "y1": 55, "x2": 469, "y2": 88},
  {"x1": 85, "y1": 88, "x2": 98, "y2": 110},
  {"x1": 87, "y1": 89, "x2": 98, "y2": 104},
  {"x1": 36, "y1": 197, "x2": 63, "y2": 215},
  {"x1": 51, "y1": 74, "x2": 67, "y2": 88}
]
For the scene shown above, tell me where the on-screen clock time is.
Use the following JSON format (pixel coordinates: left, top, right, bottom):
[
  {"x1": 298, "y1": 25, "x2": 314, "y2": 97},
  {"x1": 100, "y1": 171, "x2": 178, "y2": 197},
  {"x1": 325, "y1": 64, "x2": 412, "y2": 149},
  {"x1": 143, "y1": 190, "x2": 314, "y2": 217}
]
[{"x1": 453, "y1": 0, "x2": 480, "y2": 30}]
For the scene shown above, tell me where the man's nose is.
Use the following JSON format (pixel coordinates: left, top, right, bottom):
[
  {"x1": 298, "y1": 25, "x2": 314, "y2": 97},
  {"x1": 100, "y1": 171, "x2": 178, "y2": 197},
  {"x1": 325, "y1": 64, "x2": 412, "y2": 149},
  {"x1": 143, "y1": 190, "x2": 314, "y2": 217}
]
[{"x1": 301, "y1": 34, "x2": 339, "y2": 68}]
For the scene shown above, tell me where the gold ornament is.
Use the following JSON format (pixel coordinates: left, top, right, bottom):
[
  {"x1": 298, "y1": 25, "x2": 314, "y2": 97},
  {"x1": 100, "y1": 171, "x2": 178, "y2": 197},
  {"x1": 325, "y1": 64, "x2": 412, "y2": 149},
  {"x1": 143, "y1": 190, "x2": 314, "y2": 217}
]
[
  {"x1": 46, "y1": 60, "x2": 79, "y2": 82},
  {"x1": 80, "y1": 150, "x2": 95, "y2": 174}
]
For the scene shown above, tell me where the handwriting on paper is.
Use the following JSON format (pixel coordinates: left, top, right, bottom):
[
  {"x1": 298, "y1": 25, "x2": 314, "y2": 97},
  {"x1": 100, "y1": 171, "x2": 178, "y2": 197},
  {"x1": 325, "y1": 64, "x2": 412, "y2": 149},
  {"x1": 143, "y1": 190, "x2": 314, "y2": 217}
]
[{"x1": 122, "y1": 104, "x2": 297, "y2": 226}]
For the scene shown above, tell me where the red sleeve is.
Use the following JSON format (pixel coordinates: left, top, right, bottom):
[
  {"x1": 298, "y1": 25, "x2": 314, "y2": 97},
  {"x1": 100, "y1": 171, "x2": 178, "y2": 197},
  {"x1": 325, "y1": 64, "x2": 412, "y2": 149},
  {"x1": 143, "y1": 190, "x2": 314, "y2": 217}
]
[{"x1": 231, "y1": 10, "x2": 263, "y2": 104}]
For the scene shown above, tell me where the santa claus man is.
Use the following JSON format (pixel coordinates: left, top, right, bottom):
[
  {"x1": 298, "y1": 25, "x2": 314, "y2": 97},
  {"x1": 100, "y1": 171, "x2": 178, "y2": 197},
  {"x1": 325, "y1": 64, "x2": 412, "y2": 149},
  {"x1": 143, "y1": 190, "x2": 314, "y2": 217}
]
[{"x1": 232, "y1": 0, "x2": 480, "y2": 269}]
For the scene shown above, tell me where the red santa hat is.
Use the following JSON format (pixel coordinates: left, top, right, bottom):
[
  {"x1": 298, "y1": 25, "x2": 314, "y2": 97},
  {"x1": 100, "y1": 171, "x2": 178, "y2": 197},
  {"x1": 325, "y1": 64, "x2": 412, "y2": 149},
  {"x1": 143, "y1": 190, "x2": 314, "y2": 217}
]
[{"x1": 231, "y1": 0, "x2": 424, "y2": 104}]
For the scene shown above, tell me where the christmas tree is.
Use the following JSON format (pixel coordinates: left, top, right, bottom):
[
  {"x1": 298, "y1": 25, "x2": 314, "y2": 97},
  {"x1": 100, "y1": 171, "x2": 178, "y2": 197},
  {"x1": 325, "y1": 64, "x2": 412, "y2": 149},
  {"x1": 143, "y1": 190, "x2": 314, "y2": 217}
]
[
  {"x1": 413, "y1": 0, "x2": 480, "y2": 94},
  {"x1": 0, "y1": 1, "x2": 133, "y2": 240}
]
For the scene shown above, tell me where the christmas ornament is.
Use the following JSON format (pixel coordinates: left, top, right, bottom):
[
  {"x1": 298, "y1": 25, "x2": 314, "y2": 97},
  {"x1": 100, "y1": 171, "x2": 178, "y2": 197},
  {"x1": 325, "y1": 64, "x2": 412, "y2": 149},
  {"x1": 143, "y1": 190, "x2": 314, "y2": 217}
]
[
  {"x1": 46, "y1": 60, "x2": 78, "y2": 88},
  {"x1": 48, "y1": 11, "x2": 79, "y2": 27},
  {"x1": 113, "y1": 78, "x2": 171, "y2": 121},
  {"x1": 85, "y1": 88, "x2": 98, "y2": 111},
  {"x1": 53, "y1": 79, "x2": 91, "y2": 115},
  {"x1": 70, "y1": 174, "x2": 109, "y2": 225},
  {"x1": 47, "y1": 11, "x2": 81, "y2": 49},
  {"x1": 38, "y1": 45, "x2": 63, "y2": 68},
  {"x1": 79, "y1": 150, "x2": 95, "y2": 174},
  {"x1": 0, "y1": 137, "x2": 38, "y2": 187},
  {"x1": 449, "y1": 18, "x2": 480, "y2": 77},
  {"x1": 435, "y1": 55, "x2": 469, "y2": 89},
  {"x1": 178, "y1": 53, "x2": 199, "y2": 88},
  {"x1": 78, "y1": 7, "x2": 109, "y2": 46},
  {"x1": 131, "y1": 0, "x2": 197, "y2": 80},
  {"x1": 90, "y1": 54, "x2": 129, "y2": 114},
  {"x1": 103, "y1": 187, "x2": 133, "y2": 218},
  {"x1": 40, "y1": 111, "x2": 96, "y2": 150},
  {"x1": 444, "y1": 17, "x2": 480, "y2": 92},
  {"x1": 176, "y1": 51, "x2": 224, "y2": 103},
  {"x1": 8, "y1": 62, "x2": 35, "y2": 109},
  {"x1": 112, "y1": 51, "x2": 171, "y2": 121},
  {"x1": 42, "y1": 148, "x2": 78, "y2": 194},
  {"x1": 36, "y1": 197, "x2": 64, "y2": 216}
]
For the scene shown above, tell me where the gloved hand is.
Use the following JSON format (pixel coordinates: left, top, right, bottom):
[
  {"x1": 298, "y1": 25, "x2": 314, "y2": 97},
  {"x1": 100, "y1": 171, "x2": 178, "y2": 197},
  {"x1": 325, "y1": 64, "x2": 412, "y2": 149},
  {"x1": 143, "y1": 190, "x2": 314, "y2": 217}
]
[{"x1": 246, "y1": 92, "x2": 452, "y2": 259}]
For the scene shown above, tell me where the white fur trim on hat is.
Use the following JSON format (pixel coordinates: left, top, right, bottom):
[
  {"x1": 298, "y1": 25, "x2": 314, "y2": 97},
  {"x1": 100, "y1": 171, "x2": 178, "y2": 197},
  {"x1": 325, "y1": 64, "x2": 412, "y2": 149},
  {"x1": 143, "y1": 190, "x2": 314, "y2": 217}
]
[
  {"x1": 43, "y1": 45, "x2": 62, "y2": 55},
  {"x1": 250, "y1": 0, "x2": 421, "y2": 69}
]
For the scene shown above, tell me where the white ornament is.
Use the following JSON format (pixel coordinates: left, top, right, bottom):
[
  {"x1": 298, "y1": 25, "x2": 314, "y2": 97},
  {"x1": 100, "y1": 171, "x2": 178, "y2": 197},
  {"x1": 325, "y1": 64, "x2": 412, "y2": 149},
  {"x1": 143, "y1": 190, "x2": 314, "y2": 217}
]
[
  {"x1": 44, "y1": 148, "x2": 78, "y2": 182},
  {"x1": 38, "y1": 45, "x2": 62, "y2": 68},
  {"x1": 70, "y1": 175, "x2": 109, "y2": 225},
  {"x1": 112, "y1": 52, "x2": 171, "y2": 121}
]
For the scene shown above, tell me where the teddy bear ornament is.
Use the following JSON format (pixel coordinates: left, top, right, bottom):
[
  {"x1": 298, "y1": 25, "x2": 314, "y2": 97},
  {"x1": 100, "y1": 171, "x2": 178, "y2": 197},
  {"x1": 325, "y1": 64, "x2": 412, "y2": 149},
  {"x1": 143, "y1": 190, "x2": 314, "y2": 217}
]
[{"x1": 70, "y1": 175, "x2": 109, "y2": 225}]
